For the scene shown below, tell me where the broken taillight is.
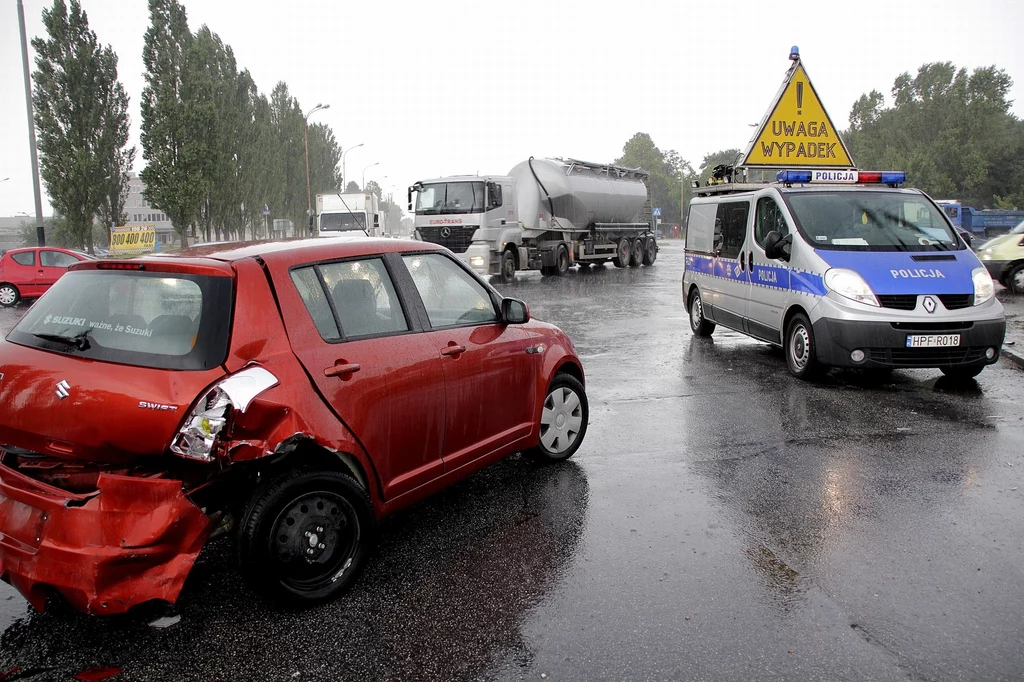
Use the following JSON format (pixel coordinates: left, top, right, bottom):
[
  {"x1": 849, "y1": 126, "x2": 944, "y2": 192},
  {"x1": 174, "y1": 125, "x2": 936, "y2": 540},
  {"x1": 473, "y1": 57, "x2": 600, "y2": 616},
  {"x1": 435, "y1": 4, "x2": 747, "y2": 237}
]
[{"x1": 170, "y1": 366, "x2": 278, "y2": 462}]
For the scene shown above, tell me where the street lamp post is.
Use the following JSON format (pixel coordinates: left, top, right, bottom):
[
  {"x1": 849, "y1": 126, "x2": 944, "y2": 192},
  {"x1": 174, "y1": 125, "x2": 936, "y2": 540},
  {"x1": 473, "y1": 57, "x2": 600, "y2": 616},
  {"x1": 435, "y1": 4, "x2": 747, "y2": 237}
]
[
  {"x1": 341, "y1": 143, "x2": 364, "y2": 191},
  {"x1": 17, "y1": 0, "x2": 45, "y2": 246},
  {"x1": 303, "y1": 103, "x2": 330, "y2": 237},
  {"x1": 361, "y1": 163, "x2": 379, "y2": 191}
]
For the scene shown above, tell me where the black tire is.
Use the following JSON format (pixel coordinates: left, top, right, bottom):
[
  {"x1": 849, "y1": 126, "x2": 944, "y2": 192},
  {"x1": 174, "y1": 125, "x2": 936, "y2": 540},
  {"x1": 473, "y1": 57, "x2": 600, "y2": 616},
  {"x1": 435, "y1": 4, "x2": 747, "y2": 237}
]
[
  {"x1": 688, "y1": 288, "x2": 715, "y2": 337},
  {"x1": 612, "y1": 237, "x2": 630, "y2": 268},
  {"x1": 785, "y1": 313, "x2": 823, "y2": 380},
  {"x1": 629, "y1": 238, "x2": 643, "y2": 267},
  {"x1": 500, "y1": 249, "x2": 516, "y2": 284},
  {"x1": 554, "y1": 245, "x2": 569, "y2": 276},
  {"x1": 642, "y1": 237, "x2": 657, "y2": 266},
  {"x1": 0, "y1": 283, "x2": 20, "y2": 308},
  {"x1": 940, "y1": 365, "x2": 985, "y2": 380},
  {"x1": 1008, "y1": 264, "x2": 1024, "y2": 294},
  {"x1": 238, "y1": 468, "x2": 374, "y2": 607},
  {"x1": 527, "y1": 373, "x2": 588, "y2": 463}
]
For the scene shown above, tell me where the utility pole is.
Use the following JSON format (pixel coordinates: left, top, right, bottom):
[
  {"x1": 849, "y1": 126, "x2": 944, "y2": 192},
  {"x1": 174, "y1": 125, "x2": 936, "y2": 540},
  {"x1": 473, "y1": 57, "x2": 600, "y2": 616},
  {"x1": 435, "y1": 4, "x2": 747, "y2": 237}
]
[
  {"x1": 17, "y1": 0, "x2": 45, "y2": 246},
  {"x1": 303, "y1": 103, "x2": 329, "y2": 237}
]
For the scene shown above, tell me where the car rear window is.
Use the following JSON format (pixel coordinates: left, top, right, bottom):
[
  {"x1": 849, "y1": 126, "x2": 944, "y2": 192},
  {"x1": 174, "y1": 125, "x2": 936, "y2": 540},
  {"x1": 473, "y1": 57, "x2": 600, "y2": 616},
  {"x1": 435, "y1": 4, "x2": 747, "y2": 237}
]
[
  {"x1": 10, "y1": 252, "x2": 34, "y2": 266},
  {"x1": 7, "y1": 270, "x2": 233, "y2": 370}
]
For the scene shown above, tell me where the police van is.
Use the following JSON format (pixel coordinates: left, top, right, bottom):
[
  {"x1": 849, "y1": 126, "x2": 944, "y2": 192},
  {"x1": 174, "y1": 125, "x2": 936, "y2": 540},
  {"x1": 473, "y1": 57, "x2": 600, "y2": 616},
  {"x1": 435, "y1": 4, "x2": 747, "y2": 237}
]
[{"x1": 681, "y1": 169, "x2": 1006, "y2": 380}]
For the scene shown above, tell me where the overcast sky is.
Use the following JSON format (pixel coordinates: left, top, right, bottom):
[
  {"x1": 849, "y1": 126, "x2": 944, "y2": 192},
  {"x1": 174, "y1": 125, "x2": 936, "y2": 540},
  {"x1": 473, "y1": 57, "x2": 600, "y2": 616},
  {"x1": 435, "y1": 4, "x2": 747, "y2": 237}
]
[{"x1": 1, "y1": 0, "x2": 1022, "y2": 217}]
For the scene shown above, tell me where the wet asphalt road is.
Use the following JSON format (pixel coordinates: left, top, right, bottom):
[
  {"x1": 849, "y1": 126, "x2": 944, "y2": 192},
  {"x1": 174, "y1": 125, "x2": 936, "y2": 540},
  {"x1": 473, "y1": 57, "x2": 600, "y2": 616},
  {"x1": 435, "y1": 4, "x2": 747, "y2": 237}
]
[{"x1": 0, "y1": 243, "x2": 1022, "y2": 681}]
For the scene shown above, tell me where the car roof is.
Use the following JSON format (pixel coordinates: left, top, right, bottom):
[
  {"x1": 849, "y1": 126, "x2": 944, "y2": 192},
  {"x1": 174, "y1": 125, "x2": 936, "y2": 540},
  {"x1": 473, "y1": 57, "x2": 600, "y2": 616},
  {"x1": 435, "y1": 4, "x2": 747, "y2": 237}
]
[{"x1": 146, "y1": 237, "x2": 443, "y2": 265}]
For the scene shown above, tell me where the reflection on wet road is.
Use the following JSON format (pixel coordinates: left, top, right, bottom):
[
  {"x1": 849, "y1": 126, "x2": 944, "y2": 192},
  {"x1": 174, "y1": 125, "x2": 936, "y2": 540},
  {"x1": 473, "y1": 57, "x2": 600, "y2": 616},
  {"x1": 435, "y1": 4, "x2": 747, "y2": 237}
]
[{"x1": 1, "y1": 244, "x2": 1022, "y2": 680}]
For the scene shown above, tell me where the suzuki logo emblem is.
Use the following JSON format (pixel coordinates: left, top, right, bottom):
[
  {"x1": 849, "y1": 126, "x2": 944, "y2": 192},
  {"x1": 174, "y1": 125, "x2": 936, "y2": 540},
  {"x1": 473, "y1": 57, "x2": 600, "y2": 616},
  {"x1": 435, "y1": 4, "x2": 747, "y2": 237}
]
[
  {"x1": 55, "y1": 379, "x2": 71, "y2": 400},
  {"x1": 440, "y1": 226, "x2": 452, "y2": 238},
  {"x1": 922, "y1": 296, "x2": 937, "y2": 314}
]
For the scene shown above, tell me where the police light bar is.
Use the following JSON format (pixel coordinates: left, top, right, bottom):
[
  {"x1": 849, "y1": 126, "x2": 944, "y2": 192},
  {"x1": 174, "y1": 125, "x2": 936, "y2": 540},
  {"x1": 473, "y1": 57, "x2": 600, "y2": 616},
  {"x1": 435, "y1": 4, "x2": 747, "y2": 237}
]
[{"x1": 775, "y1": 170, "x2": 906, "y2": 186}]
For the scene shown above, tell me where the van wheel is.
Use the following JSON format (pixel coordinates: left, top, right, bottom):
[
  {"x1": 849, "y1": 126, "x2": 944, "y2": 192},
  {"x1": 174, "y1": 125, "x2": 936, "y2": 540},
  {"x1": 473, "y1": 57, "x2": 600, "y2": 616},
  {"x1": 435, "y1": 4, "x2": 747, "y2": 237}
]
[
  {"x1": 527, "y1": 373, "x2": 588, "y2": 462},
  {"x1": 940, "y1": 365, "x2": 984, "y2": 380},
  {"x1": 688, "y1": 289, "x2": 715, "y2": 337},
  {"x1": 500, "y1": 250, "x2": 516, "y2": 284},
  {"x1": 0, "y1": 284, "x2": 20, "y2": 307},
  {"x1": 642, "y1": 237, "x2": 658, "y2": 266},
  {"x1": 613, "y1": 238, "x2": 630, "y2": 268},
  {"x1": 238, "y1": 468, "x2": 374, "y2": 607},
  {"x1": 629, "y1": 238, "x2": 644, "y2": 267},
  {"x1": 1009, "y1": 264, "x2": 1024, "y2": 294},
  {"x1": 785, "y1": 313, "x2": 823, "y2": 380}
]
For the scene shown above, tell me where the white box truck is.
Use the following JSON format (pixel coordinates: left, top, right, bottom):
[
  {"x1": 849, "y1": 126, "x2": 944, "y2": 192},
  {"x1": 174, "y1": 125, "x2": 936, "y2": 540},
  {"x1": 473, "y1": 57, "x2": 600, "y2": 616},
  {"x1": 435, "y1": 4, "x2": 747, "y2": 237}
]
[
  {"x1": 316, "y1": 192, "x2": 381, "y2": 238},
  {"x1": 409, "y1": 157, "x2": 656, "y2": 282}
]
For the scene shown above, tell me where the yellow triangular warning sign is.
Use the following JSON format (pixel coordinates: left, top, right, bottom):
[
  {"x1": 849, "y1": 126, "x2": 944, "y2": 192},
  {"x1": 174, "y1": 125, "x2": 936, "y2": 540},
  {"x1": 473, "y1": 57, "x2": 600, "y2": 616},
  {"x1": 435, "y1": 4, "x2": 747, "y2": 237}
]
[{"x1": 741, "y1": 61, "x2": 854, "y2": 168}]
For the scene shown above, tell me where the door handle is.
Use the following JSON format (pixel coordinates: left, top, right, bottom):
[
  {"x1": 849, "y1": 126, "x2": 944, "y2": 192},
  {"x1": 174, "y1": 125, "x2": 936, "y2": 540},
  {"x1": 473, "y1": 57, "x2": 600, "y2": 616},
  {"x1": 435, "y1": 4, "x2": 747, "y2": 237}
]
[
  {"x1": 748, "y1": 252, "x2": 753, "y2": 271},
  {"x1": 440, "y1": 344, "x2": 466, "y2": 357},
  {"x1": 324, "y1": 362, "x2": 361, "y2": 378},
  {"x1": 737, "y1": 253, "x2": 745, "y2": 271}
]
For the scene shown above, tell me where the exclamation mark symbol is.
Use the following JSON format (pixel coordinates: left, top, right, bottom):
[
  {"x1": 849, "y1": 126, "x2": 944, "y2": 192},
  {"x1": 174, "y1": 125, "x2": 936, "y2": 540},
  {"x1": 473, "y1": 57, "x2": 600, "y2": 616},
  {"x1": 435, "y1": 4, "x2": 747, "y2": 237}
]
[{"x1": 796, "y1": 82, "x2": 804, "y2": 116}]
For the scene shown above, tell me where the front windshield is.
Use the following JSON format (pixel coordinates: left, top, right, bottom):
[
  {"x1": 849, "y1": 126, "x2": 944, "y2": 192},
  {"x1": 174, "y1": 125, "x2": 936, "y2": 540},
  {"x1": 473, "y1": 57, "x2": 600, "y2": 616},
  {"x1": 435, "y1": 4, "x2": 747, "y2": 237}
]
[
  {"x1": 1011, "y1": 219, "x2": 1024, "y2": 235},
  {"x1": 320, "y1": 212, "x2": 367, "y2": 232},
  {"x1": 414, "y1": 182, "x2": 484, "y2": 215},
  {"x1": 784, "y1": 191, "x2": 963, "y2": 251}
]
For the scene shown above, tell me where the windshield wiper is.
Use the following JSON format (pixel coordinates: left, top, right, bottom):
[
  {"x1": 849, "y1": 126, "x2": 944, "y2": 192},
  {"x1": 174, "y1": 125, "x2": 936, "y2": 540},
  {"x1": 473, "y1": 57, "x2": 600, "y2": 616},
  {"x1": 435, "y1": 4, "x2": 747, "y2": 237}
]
[{"x1": 33, "y1": 329, "x2": 91, "y2": 351}]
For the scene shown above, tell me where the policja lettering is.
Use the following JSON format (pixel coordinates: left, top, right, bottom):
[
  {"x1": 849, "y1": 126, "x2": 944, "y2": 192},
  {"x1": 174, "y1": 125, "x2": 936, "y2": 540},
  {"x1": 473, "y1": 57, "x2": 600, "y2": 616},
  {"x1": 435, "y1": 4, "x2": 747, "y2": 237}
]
[{"x1": 890, "y1": 269, "x2": 946, "y2": 279}]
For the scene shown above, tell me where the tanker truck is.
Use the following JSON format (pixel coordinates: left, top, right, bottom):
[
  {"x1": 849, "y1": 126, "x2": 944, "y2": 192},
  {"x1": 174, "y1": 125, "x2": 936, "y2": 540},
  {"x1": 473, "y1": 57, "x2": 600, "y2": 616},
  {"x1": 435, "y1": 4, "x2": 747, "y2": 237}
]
[{"x1": 408, "y1": 157, "x2": 657, "y2": 282}]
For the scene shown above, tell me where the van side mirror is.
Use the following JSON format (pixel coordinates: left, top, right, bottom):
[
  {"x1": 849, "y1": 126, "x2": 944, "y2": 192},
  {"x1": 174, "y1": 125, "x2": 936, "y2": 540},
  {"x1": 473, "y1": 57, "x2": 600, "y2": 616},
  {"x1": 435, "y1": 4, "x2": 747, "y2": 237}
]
[
  {"x1": 501, "y1": 297, "x2": 530, "y2": 324},
  {"x1": 764, "y1": 231, "x2": 792, "y2": 261}
]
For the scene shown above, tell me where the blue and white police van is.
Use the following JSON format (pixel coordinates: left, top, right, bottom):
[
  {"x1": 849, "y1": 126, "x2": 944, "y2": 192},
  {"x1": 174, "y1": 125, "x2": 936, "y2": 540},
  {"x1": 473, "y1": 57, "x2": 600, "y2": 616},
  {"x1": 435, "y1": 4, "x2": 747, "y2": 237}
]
[{"x1": 681, "y1": 169, "x2": 1006, "y2": 379}]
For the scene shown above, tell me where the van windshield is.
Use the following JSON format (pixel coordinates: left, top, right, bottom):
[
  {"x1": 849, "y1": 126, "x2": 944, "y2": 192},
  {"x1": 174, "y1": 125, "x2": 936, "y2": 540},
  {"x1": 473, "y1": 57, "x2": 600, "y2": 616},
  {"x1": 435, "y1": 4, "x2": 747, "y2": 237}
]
[
  {"x1": 7, "y1": 270, "x2": 233, "y2": 370},
  {"x1": 784, "y1": 191, "x2": 963, "y2": 251}
]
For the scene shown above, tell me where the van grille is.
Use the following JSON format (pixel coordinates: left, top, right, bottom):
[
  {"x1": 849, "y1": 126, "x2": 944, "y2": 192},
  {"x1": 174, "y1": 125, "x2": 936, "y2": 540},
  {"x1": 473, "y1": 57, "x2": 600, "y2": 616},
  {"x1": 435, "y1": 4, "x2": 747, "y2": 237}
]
[
  {"x1": 878, "y1": 295, "x2": 917, "y2": 310},
  {"x1": 938, "y1": 294, "x2": 974, "y2": 310},
  {"x1": 416, "y1": 226, "x2": 478, "y2": 253},
  {"x1": 890, "y1": 322, "x2": 973, "y2": 332},
  {"x1": 867, "y1": 347, "x2": 987, "y2": 366}
]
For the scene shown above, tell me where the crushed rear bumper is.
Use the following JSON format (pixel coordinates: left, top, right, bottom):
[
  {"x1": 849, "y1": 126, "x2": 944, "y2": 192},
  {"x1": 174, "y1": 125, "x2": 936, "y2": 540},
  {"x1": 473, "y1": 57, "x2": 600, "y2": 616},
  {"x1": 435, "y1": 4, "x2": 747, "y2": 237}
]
[{"x1": 0, "y1": 461, "x2": 211, "y2": 615}]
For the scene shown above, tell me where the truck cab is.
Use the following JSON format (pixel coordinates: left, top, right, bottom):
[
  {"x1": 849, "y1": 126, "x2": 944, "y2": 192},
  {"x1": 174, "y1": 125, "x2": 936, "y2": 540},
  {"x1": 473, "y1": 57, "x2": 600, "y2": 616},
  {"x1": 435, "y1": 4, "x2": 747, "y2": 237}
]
[{"x1": 409, "y1": 176, "x2": 520, "y2": 273}]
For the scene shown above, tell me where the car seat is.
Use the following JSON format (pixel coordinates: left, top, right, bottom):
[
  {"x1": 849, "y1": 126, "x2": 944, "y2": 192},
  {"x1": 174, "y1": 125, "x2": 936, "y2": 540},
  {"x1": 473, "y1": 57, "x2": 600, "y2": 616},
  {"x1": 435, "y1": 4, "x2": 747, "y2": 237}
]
[{"x1": 332, "y1": 279, "x2": 379, "y2": 337}]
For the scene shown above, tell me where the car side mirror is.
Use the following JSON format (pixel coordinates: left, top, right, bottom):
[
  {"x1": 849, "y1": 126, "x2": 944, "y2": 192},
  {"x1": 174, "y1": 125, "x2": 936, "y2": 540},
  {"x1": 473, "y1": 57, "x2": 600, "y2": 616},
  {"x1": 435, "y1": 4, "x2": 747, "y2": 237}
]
[
  {"x1": 764, "y1": 231, "x2": 792, "y2": 261},
  {"x1": 501, "y1": 297, "x2": 530, "y2": 324}
]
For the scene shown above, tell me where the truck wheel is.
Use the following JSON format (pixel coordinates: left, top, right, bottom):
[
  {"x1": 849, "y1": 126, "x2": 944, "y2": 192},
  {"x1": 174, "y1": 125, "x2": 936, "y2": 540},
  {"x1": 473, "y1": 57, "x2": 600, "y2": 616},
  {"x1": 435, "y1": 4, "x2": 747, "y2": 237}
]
[
  {"x1": 554, "y1": 245, "x2": 570, "y2": 276},
  {"x1": 613, "y1": 238, "x2": 630, "y2": 268},
  {"x1": 1009, "y1": 264, "x2": 1024, "y2": 294},
  {"x1": 0, "y1": 283, "x2": 20, "y2": 307},
  {"x1": 785, "y1": 313, "x2": 823, "y2": 380},
  {"x1": 629, "y1": 238, "x2": 643, "y2": 267},
  {"x1": 642, "y1": 237, "x2": 658, "y2": 266},
  {"x1": 527, "y1": 373, "x2": 588, "y2": 463},
  {"x1": 688, "y1": 289, "x2": 715, "y2": 337},
  {"x1": 500, "y1": 250, "x2": 516, "y2": 284},
  {"x1": 238, "y1": 468, "x2": 374, "y2": 607}
]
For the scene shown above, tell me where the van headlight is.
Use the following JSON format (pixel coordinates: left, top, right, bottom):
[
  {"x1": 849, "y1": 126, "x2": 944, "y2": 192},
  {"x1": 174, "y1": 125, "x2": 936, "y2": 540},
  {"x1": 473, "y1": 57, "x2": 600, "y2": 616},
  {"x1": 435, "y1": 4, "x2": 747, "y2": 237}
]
[
  {"x1": 170, "y1": 366, "x2": 279, "y2": 461},
  {"x1": 972, "y1": 267, "x2": 995, "y2": 305},
  {"x1": 824, "y1": 268, "x2": 879, "y2": 307}
]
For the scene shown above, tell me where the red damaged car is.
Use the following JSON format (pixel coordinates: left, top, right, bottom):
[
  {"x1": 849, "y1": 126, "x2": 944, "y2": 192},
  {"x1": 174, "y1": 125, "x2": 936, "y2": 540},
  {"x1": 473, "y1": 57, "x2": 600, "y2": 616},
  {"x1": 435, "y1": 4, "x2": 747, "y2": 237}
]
[{"x1": 0, "y1": 238, "x2": 587, "y2": 615}]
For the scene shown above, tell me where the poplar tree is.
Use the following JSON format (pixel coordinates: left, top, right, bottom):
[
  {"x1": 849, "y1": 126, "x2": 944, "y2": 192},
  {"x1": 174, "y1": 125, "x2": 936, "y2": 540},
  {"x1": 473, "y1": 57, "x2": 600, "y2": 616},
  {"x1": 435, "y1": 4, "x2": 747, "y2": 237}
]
[
  {"x1": 31, "y1": 0, "x2": 134, "y2": 254},
  {"x1": 140, "y1": 0, "x2": 203, "y2": 246}
]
